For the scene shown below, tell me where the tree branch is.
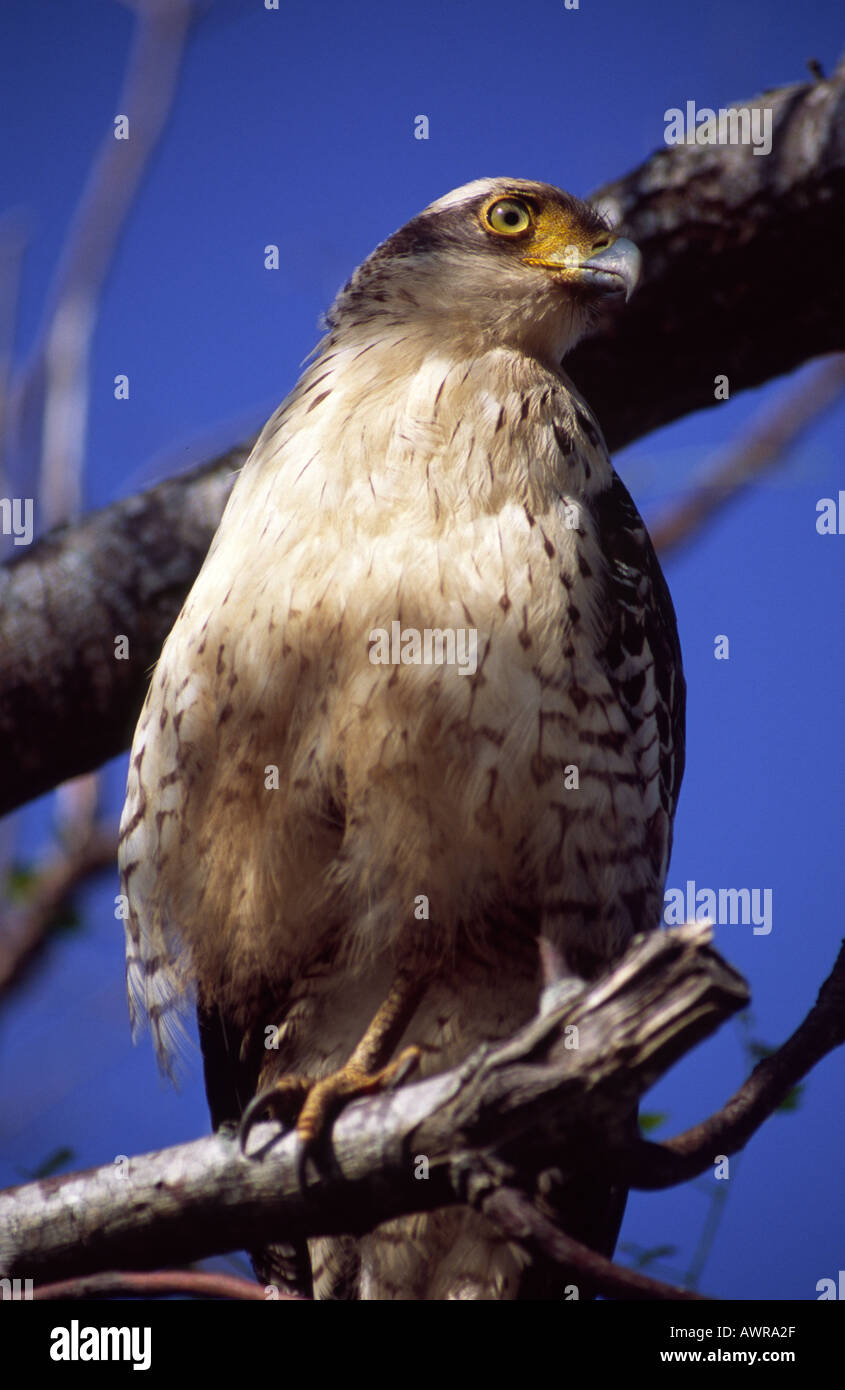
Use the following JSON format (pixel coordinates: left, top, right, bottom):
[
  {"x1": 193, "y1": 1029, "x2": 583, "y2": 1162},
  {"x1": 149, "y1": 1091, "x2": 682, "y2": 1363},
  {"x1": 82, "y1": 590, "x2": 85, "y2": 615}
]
[
  {"x1": 0, "y1": 925, "x2": 750, "y2": 1290},
  {"x1": 480, "y1": 1187, "x2": 705, "y2": 1300},
  {"x1": 619, "y1": 937, "x2": 845, "y2": 1189},
  {"x1": 0, "y1": 822, "x2": 118, "y2": 1001},
  {"x1": 649, "y1": 354, "x2": 845, "y2": 555},
  {"x1": 569, "y1": 57, "x2": 845, "y2": 448},
  {"x1": 33, "y1": 1269, "x2": 272, "y2": 1302},
  {"x1": 6, "y1": 926, "x2": 841, "y2": 1298},
  {"x1": 2, "y1": 62, "x2": 844, "y2": 815},
  {"x1": 0, "y1": 449, "x2": 244, "y2": 817}
]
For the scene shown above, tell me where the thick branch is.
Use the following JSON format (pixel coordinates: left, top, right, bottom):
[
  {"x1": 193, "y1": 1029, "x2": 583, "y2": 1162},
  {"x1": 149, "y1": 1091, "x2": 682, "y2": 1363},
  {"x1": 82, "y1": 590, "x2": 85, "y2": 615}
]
[
  {"x1": 3, "y1": 63, "x2": 845, "y2": 815},
  {"x1": 0, "y1": 925, "x2": 747, "y2": 1287},
  {"x1": 569, "y1": 60, "x2": 845, "y2": 447},
  {"x1": 0, "y1": 449, "x2": 244, "y2": 817}
]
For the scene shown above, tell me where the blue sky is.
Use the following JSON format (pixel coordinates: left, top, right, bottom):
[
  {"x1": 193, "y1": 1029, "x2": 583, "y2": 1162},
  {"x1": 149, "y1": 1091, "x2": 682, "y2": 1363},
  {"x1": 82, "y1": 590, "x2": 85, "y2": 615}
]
[{"x1": 1, "y1": 0, "x2": 844, "y2": 1298}]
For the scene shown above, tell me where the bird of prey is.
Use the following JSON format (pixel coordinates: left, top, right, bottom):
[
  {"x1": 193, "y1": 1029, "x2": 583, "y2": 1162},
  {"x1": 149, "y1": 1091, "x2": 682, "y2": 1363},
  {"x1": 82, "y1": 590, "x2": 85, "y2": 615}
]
[{"x1": 118, "y1": 177, "x2": 685, "y2": 1300}]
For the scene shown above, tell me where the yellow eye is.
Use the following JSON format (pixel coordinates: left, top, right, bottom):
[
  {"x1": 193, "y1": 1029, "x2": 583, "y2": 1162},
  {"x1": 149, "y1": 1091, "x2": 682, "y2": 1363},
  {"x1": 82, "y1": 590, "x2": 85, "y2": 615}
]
[{"x1": 485, "y1": 198, "x2": 532, "y2": 236}]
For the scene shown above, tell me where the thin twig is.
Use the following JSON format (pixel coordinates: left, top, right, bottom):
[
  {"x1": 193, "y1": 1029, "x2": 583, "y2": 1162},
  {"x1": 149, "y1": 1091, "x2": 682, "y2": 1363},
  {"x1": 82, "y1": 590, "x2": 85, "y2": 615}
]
[
  {"x1": 651, "y1": 354, "x2": 845, "y2": 556},
  {"x1": 620, "y1": 939, "x2": 845, "y2": 1188},
  {"x1": 0, "y1": 823, "x2": 117, "y2": 1000},
  {"x1": 33, "y1": 1269, "x2": 281, "y2": 1301},
  {"x1": 6, "y1": 0, "x2": 194, "y2": 529}
]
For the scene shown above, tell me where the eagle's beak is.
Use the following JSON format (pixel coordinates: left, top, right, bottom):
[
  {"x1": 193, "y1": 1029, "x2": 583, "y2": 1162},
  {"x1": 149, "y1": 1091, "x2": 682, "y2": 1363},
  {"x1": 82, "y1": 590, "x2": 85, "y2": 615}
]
[{"x1": 577, "y1": 238, "x2": 641, "y2": 301}]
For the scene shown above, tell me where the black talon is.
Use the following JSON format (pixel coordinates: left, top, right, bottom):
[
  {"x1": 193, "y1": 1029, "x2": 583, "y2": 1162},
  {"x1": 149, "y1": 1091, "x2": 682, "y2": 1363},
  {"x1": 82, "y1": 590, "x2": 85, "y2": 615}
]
[{"x1": 239, "y1": 1081, "x2": 307, "y2": 1154}]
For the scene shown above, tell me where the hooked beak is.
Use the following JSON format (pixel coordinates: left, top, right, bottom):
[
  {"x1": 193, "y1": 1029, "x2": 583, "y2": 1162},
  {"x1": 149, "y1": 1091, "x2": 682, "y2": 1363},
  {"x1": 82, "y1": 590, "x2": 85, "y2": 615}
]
[{"x1": 576, "y1": 237, "x2": 641, "y2": 301}]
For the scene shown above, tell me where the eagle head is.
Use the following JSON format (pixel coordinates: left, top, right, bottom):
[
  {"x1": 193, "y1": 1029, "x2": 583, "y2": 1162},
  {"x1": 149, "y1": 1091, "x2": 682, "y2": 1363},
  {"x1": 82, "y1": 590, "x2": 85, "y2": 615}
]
[{"x1": 327, "y1": 177, "x2": 641, "y2": 365}]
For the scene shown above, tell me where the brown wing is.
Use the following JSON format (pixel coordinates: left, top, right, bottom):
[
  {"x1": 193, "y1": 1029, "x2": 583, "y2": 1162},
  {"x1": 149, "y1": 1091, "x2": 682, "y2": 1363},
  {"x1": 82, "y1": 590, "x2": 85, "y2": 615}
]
[{"x1": 594, "y1": 468, "x2": 686, "y2": 890}]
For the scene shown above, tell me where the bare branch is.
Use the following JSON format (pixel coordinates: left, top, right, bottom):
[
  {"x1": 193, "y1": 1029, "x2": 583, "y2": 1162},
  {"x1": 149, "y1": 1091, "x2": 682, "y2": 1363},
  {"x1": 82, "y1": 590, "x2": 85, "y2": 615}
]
[
  {"x1": 6, "y1": 0, "x2": 194, "y2": 528},
  {"x1": 0, "y1": 209, "x2": 29, "y2": 488},
  {"x1": 621, "y1": 938, "x2": 845, "y2": 1189},
  {"x1": 480, "y1": 1187, "x2": 705, "y2": 1300},
  {"x1": 569, "y1": 58, "x2": 845, "y2": 449},
  {"x1": 0, "y1": 449, "x2": 244, "y2": 818},
  {"x1": 0, "y1": 925, "x2": 748, "y2": 1288},
  {"x1": 5, "y1": 927, "x2": 840, "y2": 1297},
  {"x1": 34, "y1": 1270, "x2": 276, "y2": 1302},
  {"x1": 3, "y1": 63, "x2": 845, "y2": 814},
  {"x1": 651, "y1": 354, "x2": 845, "y2": 555},
  {"x1": 0, "y1": 822, "x2": 118, "y2": 1001}
]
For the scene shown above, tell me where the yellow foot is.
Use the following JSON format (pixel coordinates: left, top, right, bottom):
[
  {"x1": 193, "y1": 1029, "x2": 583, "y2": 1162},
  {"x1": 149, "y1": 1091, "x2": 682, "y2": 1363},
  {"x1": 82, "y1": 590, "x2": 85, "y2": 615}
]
[
  {"x1": 297, "y1": 1046, "x2": 421, "y2": 1142},
  {"x1": 239, "y1": 967, "x2": 426, "y2": 1158},
  {"x1": 239, "y1": 1047, "x2": 421, "y2": 1154}
]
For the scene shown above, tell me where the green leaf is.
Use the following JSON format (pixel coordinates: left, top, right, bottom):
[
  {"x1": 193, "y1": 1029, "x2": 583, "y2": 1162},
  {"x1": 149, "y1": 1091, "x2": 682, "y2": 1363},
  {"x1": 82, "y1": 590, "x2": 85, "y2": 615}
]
[
  {"x1": 5, "y1": 863, "x2": 37, "y2": 900},
  {"x1": 17, "y1": 1146, "x2": 76, "y2": 1180},
  {"x1": 639, "y1": 1111, "x2": 669, "y2": 1133},
  {"x1": 619, "y1": 1242, "x2": 679, "y2": 1270},
  {"x1": 776, "y1": 1084, "x2": 805, "y2": 1113},
  {"x1": 4, "y1": 862, "x2": 82, "y2": 935}
]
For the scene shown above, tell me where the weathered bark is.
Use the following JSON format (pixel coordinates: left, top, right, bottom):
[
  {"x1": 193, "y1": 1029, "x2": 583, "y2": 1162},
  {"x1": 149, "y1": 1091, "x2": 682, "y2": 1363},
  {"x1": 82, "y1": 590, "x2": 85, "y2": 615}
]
[
  {"x1": 2, "y1": 62, "x2": 844, "y2": 816},
  {"x1": 0, "y1": 926, "x2": 748, "y2": 1292},
  {"x1": 570, "y1": 63, "x2": 845, "y2": 446},
  {"x1": 0, "y1": 450, "x2": 245, "y2": 816}
]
